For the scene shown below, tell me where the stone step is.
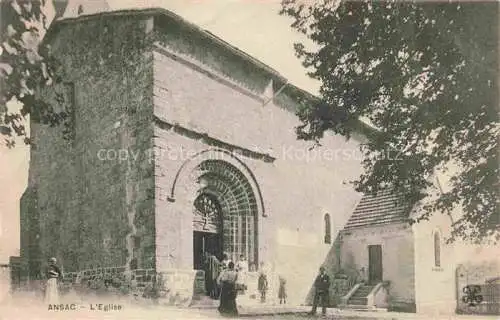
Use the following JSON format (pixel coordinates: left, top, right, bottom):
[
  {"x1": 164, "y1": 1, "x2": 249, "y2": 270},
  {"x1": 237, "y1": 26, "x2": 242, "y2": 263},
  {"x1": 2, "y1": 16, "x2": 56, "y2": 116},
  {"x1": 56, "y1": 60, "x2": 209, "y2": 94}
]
[
  {"x1": 344, "y1": 304, "x2": 373, "y2": 310},
  {"x1": 352, "y1": 289, "x2": 372, "y2": 295},
  {"x1": 348, "y1": 298, "x2": 368, "y2": 305},
  {"x1": 351, "y1": 291, "x2": 371, "y2": 297},
  {"x1": 350, "y1": 286, "x2": 374, "y2": 298},
  {"x1": 351, "y1": 291, "x2": 372, "y2": 298},
  {"x1": 343, "y1": 305, "x2": 388, "y2": 312},
  {"x1": 350, "y1": 295, "x2": 369, "y2": 300},
  {"x1": 355, "y1": 286, "x2": 374, "y2": 291}
]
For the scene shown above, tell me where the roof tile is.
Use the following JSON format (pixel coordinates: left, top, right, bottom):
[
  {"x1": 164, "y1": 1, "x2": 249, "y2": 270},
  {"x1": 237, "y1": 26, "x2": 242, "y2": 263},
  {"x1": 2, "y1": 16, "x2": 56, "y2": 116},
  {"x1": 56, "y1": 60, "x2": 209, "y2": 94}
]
[{"x1": 344, "y1": 190, "x2": 412, "y2": 230}]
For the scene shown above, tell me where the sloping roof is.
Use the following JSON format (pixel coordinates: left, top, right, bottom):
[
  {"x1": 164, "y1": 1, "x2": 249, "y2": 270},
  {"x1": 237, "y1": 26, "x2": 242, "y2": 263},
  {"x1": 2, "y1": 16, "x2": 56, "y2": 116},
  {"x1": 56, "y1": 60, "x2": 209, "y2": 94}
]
[{"x1": 344, "y1": 189, "x2": 413, "y2": 230}]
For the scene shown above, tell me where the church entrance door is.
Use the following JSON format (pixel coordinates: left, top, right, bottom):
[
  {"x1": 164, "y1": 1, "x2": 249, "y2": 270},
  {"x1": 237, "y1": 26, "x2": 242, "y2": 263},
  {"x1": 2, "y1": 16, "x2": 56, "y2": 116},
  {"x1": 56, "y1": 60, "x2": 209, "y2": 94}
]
[{"x1": 193, "y1": 231, "x2": 222, "y2": 270}]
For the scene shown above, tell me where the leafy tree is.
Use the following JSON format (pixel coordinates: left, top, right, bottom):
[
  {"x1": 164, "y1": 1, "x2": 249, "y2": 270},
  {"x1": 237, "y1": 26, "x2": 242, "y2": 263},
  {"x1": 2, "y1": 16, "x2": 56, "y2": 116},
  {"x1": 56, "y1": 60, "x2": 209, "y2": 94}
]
[
  {"x1": 281, "y1": 0, "x2": 499, "y2": 243},
  {"x1": 1, "y1": 0, "x2": 67, "y2": 148}
]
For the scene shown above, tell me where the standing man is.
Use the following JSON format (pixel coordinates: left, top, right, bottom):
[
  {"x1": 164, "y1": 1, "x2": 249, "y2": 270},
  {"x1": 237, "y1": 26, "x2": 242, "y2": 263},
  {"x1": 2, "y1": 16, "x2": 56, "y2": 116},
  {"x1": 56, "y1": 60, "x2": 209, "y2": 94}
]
[
  {"x1": 310, "y1": 266, "x2": 330, "y2": 316},
  {"x1": 204, "y1": 252, "x2": 221, "y2": 299}
]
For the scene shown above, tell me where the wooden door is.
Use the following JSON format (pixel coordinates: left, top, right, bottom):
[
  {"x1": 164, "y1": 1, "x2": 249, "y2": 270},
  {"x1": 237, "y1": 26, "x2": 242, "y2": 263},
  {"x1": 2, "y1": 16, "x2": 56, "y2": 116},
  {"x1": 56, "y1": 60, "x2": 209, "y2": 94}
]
[{"x1": 368, "y1": 245, "x2": 383, "y2": 284}]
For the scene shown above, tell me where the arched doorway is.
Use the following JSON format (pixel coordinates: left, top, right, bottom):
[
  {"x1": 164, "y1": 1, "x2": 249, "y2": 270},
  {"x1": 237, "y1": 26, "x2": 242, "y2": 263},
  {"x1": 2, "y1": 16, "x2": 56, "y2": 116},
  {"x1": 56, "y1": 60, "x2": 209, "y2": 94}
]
[{"x1": 191, "y1": 159, "x2": 259, "y2": 270}]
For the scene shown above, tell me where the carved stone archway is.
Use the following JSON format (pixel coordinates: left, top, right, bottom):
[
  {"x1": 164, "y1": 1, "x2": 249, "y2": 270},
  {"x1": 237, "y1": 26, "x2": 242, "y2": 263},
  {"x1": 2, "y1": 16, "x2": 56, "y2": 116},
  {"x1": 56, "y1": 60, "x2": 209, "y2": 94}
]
[{"x1": 170, "y1": 149, "x2": 264, "y2": 269}]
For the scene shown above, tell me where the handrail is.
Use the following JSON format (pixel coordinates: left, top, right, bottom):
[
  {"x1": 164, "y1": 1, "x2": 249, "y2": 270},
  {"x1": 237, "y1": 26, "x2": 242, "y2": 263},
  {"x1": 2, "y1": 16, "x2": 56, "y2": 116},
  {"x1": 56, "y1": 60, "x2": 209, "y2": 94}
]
[
  {"x1": 366, "y1": 282, "x2": 385, "y2": 309},
  {"x1": 341, "y1": 283, "x2": 361, "y2": 306}
]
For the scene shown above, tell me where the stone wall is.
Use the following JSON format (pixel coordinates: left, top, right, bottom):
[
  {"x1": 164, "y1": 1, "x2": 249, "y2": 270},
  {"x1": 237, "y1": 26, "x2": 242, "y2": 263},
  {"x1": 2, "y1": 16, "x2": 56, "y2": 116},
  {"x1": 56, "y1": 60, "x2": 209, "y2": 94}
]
[
  {"x1": 152, "y1": 42, "x2": 364, "y2": 306},
  {"x1": 413, "y1": 173, "x2": 500, "y2": 316},
  {"x1": 19, "y1": 187, "x2": 41, "y2": 279},
  {"x1": 59, "y1": 266, "x2": 202, "y2": 307},
  {"x1": 412, "y1": 210, "x2": 457, "y2": 315},
  {"x1": 62, "y1": 267, "x2": 153, "y2": 297},
  {"x1": 24, "y1": 15, "x2": 156, "y2": 275}
]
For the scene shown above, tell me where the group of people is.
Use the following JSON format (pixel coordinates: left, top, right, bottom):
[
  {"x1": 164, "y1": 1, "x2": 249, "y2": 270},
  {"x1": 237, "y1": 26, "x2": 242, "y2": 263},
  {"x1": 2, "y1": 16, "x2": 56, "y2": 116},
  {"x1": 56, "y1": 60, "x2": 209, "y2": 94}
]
[
  {"x1": 204, "y1": 252, "x2": 295, "y2": 317},
  {"x1": 203, "y1": 253, "x2": 250, "y2": 317},
  {"x1": 43, "y1": 254, "x2": 331, "y2": 317},
  {"x1": 213, "y1": 259, "x2": 330, "y2": 317},
  {"x1": 257, "y1": 273, "x2": 287, "y2": 304}
]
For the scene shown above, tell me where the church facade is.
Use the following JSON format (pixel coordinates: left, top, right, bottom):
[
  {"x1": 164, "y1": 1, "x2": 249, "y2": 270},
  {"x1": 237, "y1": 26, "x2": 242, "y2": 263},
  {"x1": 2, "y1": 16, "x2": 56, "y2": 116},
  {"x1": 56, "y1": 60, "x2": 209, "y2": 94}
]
[{"x1": 20, "y1": 8, "x2": 371, "y2": 305}]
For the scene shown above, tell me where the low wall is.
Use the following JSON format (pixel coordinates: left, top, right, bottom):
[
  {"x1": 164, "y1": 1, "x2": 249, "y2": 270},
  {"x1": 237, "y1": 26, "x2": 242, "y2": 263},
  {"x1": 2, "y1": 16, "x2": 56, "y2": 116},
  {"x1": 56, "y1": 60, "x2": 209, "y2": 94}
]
[
  {"x1": 156, "y1": 269, "x2": 204, "y2": 307},
  {"x1": 59, "y1": 267, "x2": 156, "y2": 301},
  {"x1": 14, "y1": 266, "x2": 204, "y2": 307}
]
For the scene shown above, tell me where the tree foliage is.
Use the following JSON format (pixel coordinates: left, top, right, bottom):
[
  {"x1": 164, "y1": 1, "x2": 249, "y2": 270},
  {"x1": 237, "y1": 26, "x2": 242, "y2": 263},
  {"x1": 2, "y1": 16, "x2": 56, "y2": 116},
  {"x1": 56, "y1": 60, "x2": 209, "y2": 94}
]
[
  {"x1": 1, "y1": 0, "x2": 66, "y2": 148},
  {"x1": 281, "y1": 0, "x2": 499, "y2": 243}
]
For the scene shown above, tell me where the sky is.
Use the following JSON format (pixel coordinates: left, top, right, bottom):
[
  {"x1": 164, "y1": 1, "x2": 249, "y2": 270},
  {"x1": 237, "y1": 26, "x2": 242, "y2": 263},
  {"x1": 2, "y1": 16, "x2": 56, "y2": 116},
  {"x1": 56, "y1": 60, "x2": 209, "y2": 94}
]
[{"x1": 0, "y1": 0, "x2": 320, "y2": 263}]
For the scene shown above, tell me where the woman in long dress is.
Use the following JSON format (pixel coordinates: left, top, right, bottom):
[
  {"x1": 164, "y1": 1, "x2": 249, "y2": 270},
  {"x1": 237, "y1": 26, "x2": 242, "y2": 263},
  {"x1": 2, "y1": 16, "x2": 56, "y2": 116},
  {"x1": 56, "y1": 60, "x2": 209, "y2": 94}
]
[
  {"x1": 45, "y1": 257, "x2": 62, "y2": 304},
  {"x1": 217, "y1": 261, "x2": 238, "y2": 317}
]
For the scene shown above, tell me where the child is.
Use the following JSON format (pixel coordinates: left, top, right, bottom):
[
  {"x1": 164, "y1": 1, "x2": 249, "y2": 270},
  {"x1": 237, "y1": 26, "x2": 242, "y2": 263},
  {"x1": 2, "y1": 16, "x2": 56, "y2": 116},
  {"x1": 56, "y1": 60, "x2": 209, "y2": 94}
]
[
  {"x1": 278, "y1": 276, "x2": 287, "y2": 304},
  {"x1": 258, "y1": 272, "x2": 268, "y2": 303}
]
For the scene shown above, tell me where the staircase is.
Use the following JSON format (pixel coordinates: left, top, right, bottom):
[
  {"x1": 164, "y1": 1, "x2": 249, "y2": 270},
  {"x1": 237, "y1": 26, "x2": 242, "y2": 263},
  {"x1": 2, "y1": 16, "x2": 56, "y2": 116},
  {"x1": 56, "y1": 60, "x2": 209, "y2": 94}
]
[{"x1": 347, "y1": 284, "x2": 375, "y2": 306}]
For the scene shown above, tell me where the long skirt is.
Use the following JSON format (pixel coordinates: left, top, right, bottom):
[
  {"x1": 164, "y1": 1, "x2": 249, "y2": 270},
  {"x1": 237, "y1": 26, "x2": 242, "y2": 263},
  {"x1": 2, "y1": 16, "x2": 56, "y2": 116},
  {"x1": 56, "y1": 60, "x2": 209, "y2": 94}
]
[
  {"x1": 236, "y1": 272, "x2": 247, "y2": 294},
  {"x1": 218, "y1": 281, "x2": 238, "y2": 317},
  {"x1": 45, "y1": 278, "x2": 59, "y2": 304}
]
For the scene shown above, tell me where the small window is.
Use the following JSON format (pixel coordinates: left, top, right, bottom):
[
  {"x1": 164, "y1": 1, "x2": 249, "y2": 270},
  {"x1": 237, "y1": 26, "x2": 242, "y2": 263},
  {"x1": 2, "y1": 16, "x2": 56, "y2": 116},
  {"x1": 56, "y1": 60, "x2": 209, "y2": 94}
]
[
  {"x1": 434, "y1": 231, "x2": 441, "y2": 267},
  {"x1": 324, "y1": 213, "x2": 332, "y2": 244}
]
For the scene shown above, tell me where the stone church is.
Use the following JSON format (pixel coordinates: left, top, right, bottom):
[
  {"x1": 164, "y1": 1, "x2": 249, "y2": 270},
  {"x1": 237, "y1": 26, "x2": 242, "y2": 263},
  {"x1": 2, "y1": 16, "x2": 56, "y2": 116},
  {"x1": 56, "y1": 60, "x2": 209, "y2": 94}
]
[
  {"x1": 17, "y1": 6, "x2": 500, "y2": 315},
  {"x1": 19, "y1": 7, "x2": 371, "y2": 305}
]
